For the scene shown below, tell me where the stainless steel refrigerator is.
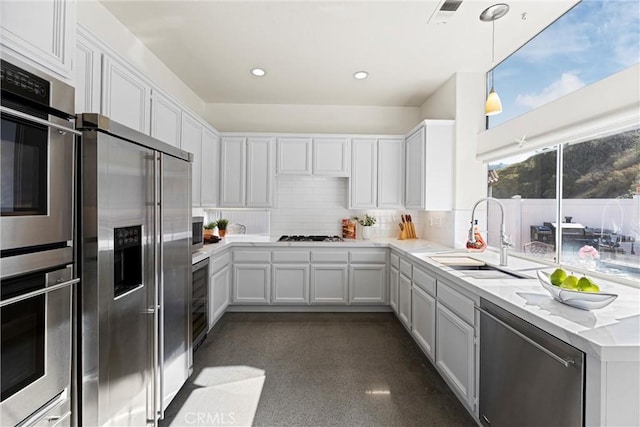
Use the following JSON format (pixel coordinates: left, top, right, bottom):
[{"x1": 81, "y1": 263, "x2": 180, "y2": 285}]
[{"x1": 77, "y1": 114, "x2": 192, "y2": 426}]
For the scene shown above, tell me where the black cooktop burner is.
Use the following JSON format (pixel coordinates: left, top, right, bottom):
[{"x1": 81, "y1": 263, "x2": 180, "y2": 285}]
[{"x1": 278, "y1": 235, "x2": 344, "y2": 242}]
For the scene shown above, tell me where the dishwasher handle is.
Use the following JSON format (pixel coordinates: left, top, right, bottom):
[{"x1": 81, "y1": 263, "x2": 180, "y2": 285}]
[{"x1": 476, "y1": 306, "x2": 574, "y2": 368}]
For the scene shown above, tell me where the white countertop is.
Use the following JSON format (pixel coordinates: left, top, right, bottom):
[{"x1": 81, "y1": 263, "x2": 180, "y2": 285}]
[{"x1": 192, "y1": 236, "x2": 640, "y2": 362}]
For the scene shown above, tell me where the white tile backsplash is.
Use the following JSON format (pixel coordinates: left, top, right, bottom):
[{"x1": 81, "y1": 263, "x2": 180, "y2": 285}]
[
  {"x1": 198, "y1": 175, "x2": 461, "y2": 242},
  {"x1": 271, "y1": 176, "x2": 414, "y2": 238}
]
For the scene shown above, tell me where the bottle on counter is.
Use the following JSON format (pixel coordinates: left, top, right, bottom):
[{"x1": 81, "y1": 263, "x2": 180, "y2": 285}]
[{"x1": 466, "y1": 220, "x2": 487, "y2": 251}]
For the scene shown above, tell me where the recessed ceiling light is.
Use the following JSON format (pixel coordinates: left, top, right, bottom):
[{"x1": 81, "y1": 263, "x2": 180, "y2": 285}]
[
  {"x1": 353, "y1": 71, "x2": 369, "y2": 80},
  {"x1": 251, "y1": 68, "x2": 266, "y2": 77}
]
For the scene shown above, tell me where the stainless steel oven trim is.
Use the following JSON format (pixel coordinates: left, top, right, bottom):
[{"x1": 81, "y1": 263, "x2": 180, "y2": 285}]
[
  {"x1": 0, "y1": 112, "x2": 76, "y2": 251},
  {"x1": 0, "y1": 266, "x2": 73, "y2": 427},
  {"x1": 1, "y1": 52, "x2": 75, "y2": 116},
  {"x1": 0, "y1": 247, "x2": 73, "y2": 279},
  {"x1": 0, "y1": 106, "x2": 80, "y2": 135},
  {"x1": 0, "y1": 277, "x2": 78, "y2": 307}
]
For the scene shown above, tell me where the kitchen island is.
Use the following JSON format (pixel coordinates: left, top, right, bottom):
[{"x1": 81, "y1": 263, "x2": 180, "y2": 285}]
[{"x1": 193, "y1": 236, "x2": 640, "y2": 426}]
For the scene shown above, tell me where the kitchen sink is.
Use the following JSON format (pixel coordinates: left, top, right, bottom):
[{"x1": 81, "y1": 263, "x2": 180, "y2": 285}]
[{"x1": 447, "y1": 264, "x2": 530, "y2": 280}]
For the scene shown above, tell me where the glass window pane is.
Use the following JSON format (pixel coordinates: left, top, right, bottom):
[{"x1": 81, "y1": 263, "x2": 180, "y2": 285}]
[
  {"x1": 561, "y1": 129, "x2": 640, "y2": 280},
  {"x1": 488, "y1": 1, "x2": 640, "y2": 128},
  {"x1": 487, "y1": 147, "x2": 558, "y2": 262}
]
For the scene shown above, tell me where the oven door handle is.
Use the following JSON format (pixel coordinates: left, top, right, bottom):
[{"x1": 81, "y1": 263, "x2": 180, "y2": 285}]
[
  {"x1": 0, "y1": 278, "x2": 79, "y2": 307},
  {"x1": 0, "y1": 105, "x2": 82, "y2": 136}
]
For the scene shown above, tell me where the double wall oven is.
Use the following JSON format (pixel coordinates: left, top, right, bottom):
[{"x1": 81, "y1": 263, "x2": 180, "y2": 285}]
[{"x1": 1, "y1": 54, "x2": 78, "y2": 426}]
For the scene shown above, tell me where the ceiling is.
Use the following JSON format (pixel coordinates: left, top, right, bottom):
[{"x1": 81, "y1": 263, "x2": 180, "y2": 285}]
[{"x1": 100, "y1": 0, "x2": 578, "y2": 107}]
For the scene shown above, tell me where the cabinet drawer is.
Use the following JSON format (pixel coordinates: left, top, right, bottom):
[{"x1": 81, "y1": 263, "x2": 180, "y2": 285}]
[
  {"x1": 437, "y1": 281, "x2": 474, "y2": 325},
  {"x1": 233, "y1": 250, "x2": 271, "y2": 263},
  {"x1": 400, "y1": 258, "x2": 412, "y2": 278},
  {"x1": 211, "y1": 251, "x2": 231, "y2": 274},
  {"x1": 272, "y1": 250, "x2": 310, "y2": 263},
  {"x1": 310, "y1": 251, "x2": 349, "y2": 263},
  {"x1": 349, "y1": 250, "x2": 387, "y2": 263},
  {"x1": 413, "y1": 266, "x2": 436, "y2": 297},
  {"x1": 390, "y1": 252, "x2": 400, "y2": 268}
]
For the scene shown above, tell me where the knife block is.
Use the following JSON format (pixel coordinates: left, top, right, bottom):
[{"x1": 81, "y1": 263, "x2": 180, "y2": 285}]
[{"x1": 398, "y1": 223, "x2": 417, "y2": 240}]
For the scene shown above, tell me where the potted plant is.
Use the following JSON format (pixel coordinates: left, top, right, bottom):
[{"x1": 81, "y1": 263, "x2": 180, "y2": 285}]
[
  {"x1": 353, "y1": 214, "x2": 376, "y2": 240},
  {"x1": 204, "y1": 221, "x2": 216, "y2": 239},
  {"x1": 216, "y1": 218, "x2": 229, "y2": 237}
]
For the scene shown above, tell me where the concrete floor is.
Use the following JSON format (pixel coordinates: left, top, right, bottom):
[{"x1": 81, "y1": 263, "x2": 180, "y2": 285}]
[{"x1": 161, "y1": 312, "x2": 476, "y2": 427}]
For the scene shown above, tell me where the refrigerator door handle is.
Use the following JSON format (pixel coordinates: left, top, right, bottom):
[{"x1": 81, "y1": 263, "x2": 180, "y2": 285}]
[
  {"x1": 152, "y1": 153, "x2": 161, "y2": 424},
  {"x1": 156, "y1": 153, "x2": 165, "y2": 421}
]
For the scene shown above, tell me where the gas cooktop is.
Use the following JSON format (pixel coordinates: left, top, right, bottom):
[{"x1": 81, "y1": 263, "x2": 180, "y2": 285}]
[{"x1": 278, "y1": 235, "x2": 344, "y2": 242}]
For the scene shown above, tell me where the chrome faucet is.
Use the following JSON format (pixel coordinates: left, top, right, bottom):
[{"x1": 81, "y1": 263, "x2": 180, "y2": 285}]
[{"x1": 468, "y1": 197, "x2": 509, "y2": 266}]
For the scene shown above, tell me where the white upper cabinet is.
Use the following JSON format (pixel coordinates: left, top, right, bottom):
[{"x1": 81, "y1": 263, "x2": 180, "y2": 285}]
[
  {"x1": 405, "y1": 120, "x2": 454, "y2": 211},
  {"x1": 350, "y1": 137, "x2": 404, "y2": 209},
  {"x1": 220, "y1": 137, "x2": 246, "y2": 207},
  {"x1": 151, "y1": 90, "x2": 182, "y2": 148},
  {"x1": 74, "y1": 31, "x2": 101, "y2": 114},
  {"x1": 102, "y1": 56, "x2": 151, "y2": 134},
  {"x1": 313, "y1": 137, "x2": 349, "y2": 176},
  {"x1": 276, "y1": 137, "x2": 312, "y2": 175},
  {"x1": 181, "y1": 112, "x2": 203, "y2": 206},
  {"x1": 350, "y1": 138, "x2": 378, "y2": 208},
  {"x1": 200, "y1": 127, "x2": 219, "y2": 207},
  {"x1": 377, "y1": 138, "x2": 404, "y2": 209},
  {"x1": 246, "y1": 137, "x2": 273, "y2": 207},
  {"x1": 219, "y1": 136, "x2": 273, "y2": 208},
  {"x1": 0, "y1": 0, "x2": 75, "y2": 79}
]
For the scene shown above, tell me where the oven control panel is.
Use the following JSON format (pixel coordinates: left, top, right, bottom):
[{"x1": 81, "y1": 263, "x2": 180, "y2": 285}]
[{"x1": 1, "y1": 59, "x2": 49, "y2": 105}]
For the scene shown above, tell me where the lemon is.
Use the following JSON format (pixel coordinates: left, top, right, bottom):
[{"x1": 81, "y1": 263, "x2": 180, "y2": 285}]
[
  {"x1": 550, "y1": 268, "x2": 567, "y2": 286},
  {"x1": 560, "y1": 275, "x2": 579, "y2": 290}
]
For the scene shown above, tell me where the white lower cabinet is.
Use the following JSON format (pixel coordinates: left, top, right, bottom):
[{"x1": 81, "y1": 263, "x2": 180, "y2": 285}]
[
  {"x1": 233, "y1": 264, "x2": 270, "y2": 304},
  {"x1": 436, "y1": 302, "x2": 476, "y2": 410},
  {"x1": 398, "y1": 274, "x2": 412, "y2": 328},
  {"x1": 389, "y1": 265, "x2": 399, "y2": 313},
  {"x1": 349, "y1": 264, "x2": 387, "y2": 304},
  {"x1": 272, "y1": 264, "x2": 310, "y2": 304},
  {"x1": 209, "y1": 265, "x2": 230, "y2": 328},
  {"x1": 411, "y1": 285, "x2": 436, "y2": 361},
  {"x1": 310, "y1": 265, "x2": 348, "y2": 304}
]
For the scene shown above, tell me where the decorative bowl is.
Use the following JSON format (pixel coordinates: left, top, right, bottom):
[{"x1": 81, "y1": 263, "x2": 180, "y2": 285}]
[{"x1": 537, "y1": 271, "x2": 618, "y2": 310}]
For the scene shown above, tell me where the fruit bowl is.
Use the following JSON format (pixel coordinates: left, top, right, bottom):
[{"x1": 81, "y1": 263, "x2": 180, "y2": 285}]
[{"x1": 537, "y1": 271, "x2": 618, "y2": 310}]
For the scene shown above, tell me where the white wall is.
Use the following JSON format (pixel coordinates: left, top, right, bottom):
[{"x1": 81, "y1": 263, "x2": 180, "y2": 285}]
[
  {"x1": 419, "y1": 75, "x2": 456, "y2": 120},
  {"x1": 76, "y1": 0, "x2": 206, "y2": 117},
  {"x1": 204, "y1": 103, "x2": 420, "y2": 134},
  {"x1": 417, "y1": 72, "x2": 488, "y2": 248}
]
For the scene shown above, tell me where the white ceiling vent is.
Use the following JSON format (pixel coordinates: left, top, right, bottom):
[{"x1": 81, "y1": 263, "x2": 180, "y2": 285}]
[{"x1": 428, "y1": 0, "x2": 463, "y2": 24}]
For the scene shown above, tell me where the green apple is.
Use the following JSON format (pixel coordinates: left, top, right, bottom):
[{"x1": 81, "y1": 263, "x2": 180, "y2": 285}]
[
  {"x1": 560, "y1": 275, "x2": 579, "y2": 290},
  {"x1": 578, "y1": 276, "x2": 600, "y2": 293},
  {"x1": 550, "y1": 268, "x2": 567, "y2": 286}
]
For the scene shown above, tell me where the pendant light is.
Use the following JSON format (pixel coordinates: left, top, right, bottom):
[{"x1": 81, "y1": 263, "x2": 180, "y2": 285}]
[{"x1": 480, "y1": 3, "x2": 509, "y2": 116}]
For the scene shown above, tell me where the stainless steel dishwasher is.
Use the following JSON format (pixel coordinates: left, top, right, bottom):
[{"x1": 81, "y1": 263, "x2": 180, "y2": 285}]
[{"x1": 478, "y1": 299, "x2": 584, "y2": 427}]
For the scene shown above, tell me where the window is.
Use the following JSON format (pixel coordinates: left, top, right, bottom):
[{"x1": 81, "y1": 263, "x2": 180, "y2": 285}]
[
  {"x1": 488, "y1": 1, "x2": 640, "y2": 128},
  {"x1": 487, "y1": 128, "x2": 640, "y2": 281}
]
